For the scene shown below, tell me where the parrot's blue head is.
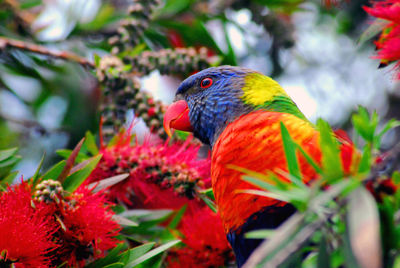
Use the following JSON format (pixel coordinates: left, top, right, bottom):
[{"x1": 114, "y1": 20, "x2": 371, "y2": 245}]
[
  {"x1": 167, "y1": 66, "x2": 254, "y2": 146},
  {"x1": 163, "y1": 65, "x2": 302, "y2": 146}
]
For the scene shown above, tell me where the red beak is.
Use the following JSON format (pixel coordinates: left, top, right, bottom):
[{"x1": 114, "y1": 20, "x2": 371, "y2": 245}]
[{"x1": 163, "y1": 100, "x2": 194, "y2": 137}]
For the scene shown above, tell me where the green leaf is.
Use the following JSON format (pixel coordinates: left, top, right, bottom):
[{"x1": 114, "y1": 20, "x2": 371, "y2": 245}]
[
  {"x1": 84, "y1": 132, "x2": 99, "y2": 156},
  {"x1": 229, "y1": 165, "x2": 288, "y2": 189},
  {"x1": 103, "y1": 263, "x2": 124, "y2": 268},
  {"x1": 245, "y1": 229, "x2": 275, "y2": 239},
  {"x1": 156, "y1": 0, "x2": 191, "y2": 17},
  {"x1": 126, "y1": 240, "x2": 181, "y2": 267},
  {"x1": 280, "y1": 122, "x2": 302, "y2": 179},
  {"x1": 57, "y1": 138, "x2": 85, "y2": 183},
  {"x1": 42, "y1": 161, "x2": 66, "y2": 181},
  {"x1": 168, "y1": 205, "x2": 187, "y2": 229},
  {"x1": 358, "y1": 19, "x2": 389, "y2": 45},
  {"x1": 120, "y1": 243, "x2": 155, "y2": 266},
  {"x1": 200, "y1": 188, "x2": 215, "y2": 200},
  {"x1": 241, "y1": 175, "x2": 283, "y2": 193},
  {"x1": 240, "y1": 189, "x2": 291, "y2": 203},
  {"x1": 0, "y1": 155, "x2": 21, "y2": 168},
  {"x1": 94, "y1": 54, "x2": 101, "y2": 67},
  {"x1": 0, "y1": 147, "x2": 18, "y2": 162},
  {"x1": 86, "y1": 243, "x2": 127, "y2": 268},
  {"x1": 295, "y1": 144, "x2": 322, "y2": 174},
  {"x1": 317, "y1": 119, "x2": 343, "y2": 182},
  {"x1": 351, "y1": 107, "x2": 378, "y2": 143},
  {"x1": 358, "y1": 144, "x2": 372, "y2": 173},
  {"x1": 56, "y1": 149, "x2": 88, "y2": 163},
  {"x1": 393, "y1": 171, "x2": 400, "y2": 185},
  {"x1": 199, "y1": 194, "x2": 217, "y2": 213},
  {"x1": 31, "y1": 152, "x2": 46, "y2": 186},
  {"x1": 0, "y1": 170, "x2": 18, "y2": 188},
  {"x1": 89, "y1": 173, "x2": 129, "y2": 193},
  {"x1": 240, "y1": 188, "x2": 309, "y2": 207},
  {"x1": 317, "y1": 235, "x2": 331, "y2": 268},
  {"x1": 62, "y1": 154, "x2": 102, "y2": 192},
  {"x1": 112, "y1": 215, "x2": 138, "y2": 227}
]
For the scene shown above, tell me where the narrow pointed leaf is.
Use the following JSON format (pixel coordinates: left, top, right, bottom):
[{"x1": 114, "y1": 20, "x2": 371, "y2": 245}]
[
  {"x1": 0, "y1": 155, "x2": 21, "y2": 168},
  {"x1": 86, "y1": 243, "x2": 127, "y2": 268},
  {"x1": 229, "y1": 165, "x2": 288, "y2": 189},
  {"x1": 241, "y1": 175, "x2": 284, "y2": 193},
  {"x1": 0, "y1": 147, "x2": 18, "y2": 162},
  {"x1": 0, "y1": 171, "x2": 18, "y2": 187},
  {"x1": 42, "y1": 160, "x2": 66, "y2": 181},
  {"x1": 317, "y1": 235, "x2": 330, "y2": 268},
  {"x1": 168, "y1": 205, "x2": 187, "y2": 229},
  {"x1": 358, "y1": 19, "x2": 389, "y2": 45},
  {"x1": 200, "y1": 188, "x2": 215, "y2": 200},
  {"x1": 103, "y1": 263, "x2": 124, "y2": 268},
  {"x1": 89, "y1": 173, "x2": 129, "y2": 193},
  {"x1": 120, "y1": 243, "x2": 155, "y2": 265},
  {"x1": 245, "y1": 229, "x2": 275, "y2": 239},
  {"x1": 126, "y1": 240, "x2": 181, "y2": 267},
  {"x1": 56, "y1": 149, "x2": 88, "y2": 163},
  {"x1": 317, "y1": 119, "x2": 343, "y2": 182},
  {"x1": 62, "y1": 154, "x2": 102, "y2": 192},
  {"x1": 358, "y1": 144, "x2": 372, "y2": 173},
  {"x1": 112, "y1": 215, "x2": 138, "y2": 227},
  {"x1": 85, "y1": 131, "x2": 99, "y2": 155},
  {"x1": 295, "y1": 144, "x2": 322, "y2": 174},
  {"x1": 57, "y1": 138, "x2": 85, "y2": 183},
  {"x1": 31, "y1": 152, "x2": 46, "y2": 186},
  {"x1": 200, "y1": 194, "x2": 217, "y2": 213},
  {"x1": 280, "y1": 122, "x2": 302, "y2": 179},
  {"x1": 239, "y1": 189, "x2": 291, "y2": 203}
]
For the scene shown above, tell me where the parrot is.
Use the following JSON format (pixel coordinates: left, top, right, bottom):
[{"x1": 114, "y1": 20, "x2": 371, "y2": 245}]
[{"x1": 163, "y1": 66, "x2": 358, "y2": 266}]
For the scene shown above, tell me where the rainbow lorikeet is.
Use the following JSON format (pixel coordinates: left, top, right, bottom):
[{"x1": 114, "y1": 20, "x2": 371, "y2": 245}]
[{"x1": 163, "y1": 66, "x2": 357, "y2": 266}]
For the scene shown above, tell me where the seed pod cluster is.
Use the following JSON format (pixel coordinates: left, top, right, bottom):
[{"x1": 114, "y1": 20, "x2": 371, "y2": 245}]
[
  {"x1": 108, "y1": 0, "x2": 161, "y2": 54},
  {"x1": 97, "y1": 55, "x2": 168, "y2": 139},
  {"x1": 98, "y1": 1, "x2": 212, "y2": 141},
  {"x1": 87, "y1": 135, "x2": 211, "y2": 206},
  {"x1": 123, "y1": 47, "x2": 210, "y2": 75},
  {"x1": 34, "y1": 180, "x2": 65, "y2": 204}
]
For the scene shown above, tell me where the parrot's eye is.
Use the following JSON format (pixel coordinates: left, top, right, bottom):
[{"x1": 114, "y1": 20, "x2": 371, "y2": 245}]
[{"x1": 200, "y1": 77, "x2": 213, "y2": 89}]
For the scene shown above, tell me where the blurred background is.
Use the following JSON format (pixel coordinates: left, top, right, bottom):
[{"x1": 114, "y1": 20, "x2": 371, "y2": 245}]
[{"x1": 0, "y1": 0, "x2": 399, "y2": 177}]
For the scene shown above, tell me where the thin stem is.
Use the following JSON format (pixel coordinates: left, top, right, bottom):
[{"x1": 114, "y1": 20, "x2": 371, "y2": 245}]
[{"x1": 0, "y1": 37, "x2": 95, "y2": 68}]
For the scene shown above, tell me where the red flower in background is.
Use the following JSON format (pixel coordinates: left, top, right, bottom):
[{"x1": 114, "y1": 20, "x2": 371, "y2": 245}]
[
  {"x1": 88, "y1": 131, "x2": 211, "y2": 209},
  {"x1": 364, "y1": 0, "x2": 400, "y2": 78},
  {"x1": 167, "y1": 206, "x2": 234, "y2": 268},
  {"x1": 0, "y1": 182, "x2": 58, "y2": 268},
  {"x1": 87, "y1": 130, "x2": 235, "y2": 266}
]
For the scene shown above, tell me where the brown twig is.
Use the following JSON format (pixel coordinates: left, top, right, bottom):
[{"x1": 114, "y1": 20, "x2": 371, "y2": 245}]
[{"x1": 0, "y1": 37, "x2": 95, "y2": 68}]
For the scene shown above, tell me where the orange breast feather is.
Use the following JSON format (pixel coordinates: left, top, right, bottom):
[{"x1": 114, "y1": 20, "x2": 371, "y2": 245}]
[{"x1": 211, "y1": 110, "x2": 355, "y2": 233}]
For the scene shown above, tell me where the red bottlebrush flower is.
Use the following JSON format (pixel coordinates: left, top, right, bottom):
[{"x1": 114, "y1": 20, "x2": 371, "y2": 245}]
[
  {"x1": 364, "y1": 0, "x2": 400, "y2": 78},
  {"x1": 166, "y1": 206, "x2": 235, "y2": 268},
  {"x1": 87, "y1": 131, "x2": 211, "y2": 209},
  {"x1": 0, "y1": 182, "x2": 58, "y2": 268},
  {"x1": 364, "y1": 0, "x2": 400, "y2": 24},
  {"x1": 51, "y1": 186, "x2": 121, "y2": 267}
]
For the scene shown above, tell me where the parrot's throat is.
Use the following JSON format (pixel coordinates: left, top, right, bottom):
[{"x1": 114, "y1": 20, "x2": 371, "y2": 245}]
[{"x1": 188, "y1": 95, "x2": 252, "y2": 147}]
